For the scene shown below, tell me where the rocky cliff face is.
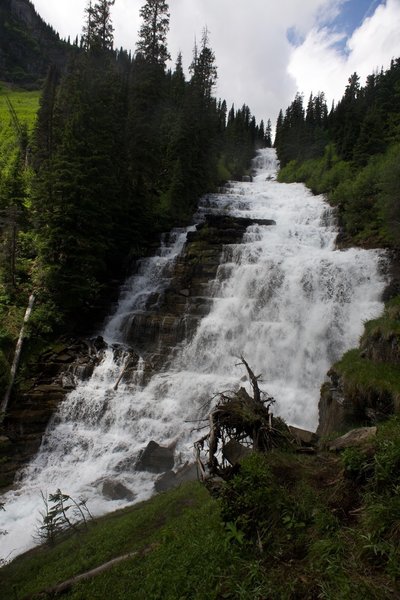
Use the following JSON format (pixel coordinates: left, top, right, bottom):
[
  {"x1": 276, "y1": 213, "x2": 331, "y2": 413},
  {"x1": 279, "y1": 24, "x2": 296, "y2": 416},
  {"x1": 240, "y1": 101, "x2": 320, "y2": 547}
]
[
  {"x1": 0, "y1": 338, "x2": 105, "y2": 488},
  {"x1": 121, "y1": 215, "x2": 275, "y2": 376}
]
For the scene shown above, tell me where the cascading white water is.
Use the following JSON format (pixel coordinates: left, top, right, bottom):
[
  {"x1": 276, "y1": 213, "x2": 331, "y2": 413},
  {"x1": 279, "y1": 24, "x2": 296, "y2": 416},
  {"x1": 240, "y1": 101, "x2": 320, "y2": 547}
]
[{"x1": 0, "y1": 148, "x2": 386, "y2": 563}]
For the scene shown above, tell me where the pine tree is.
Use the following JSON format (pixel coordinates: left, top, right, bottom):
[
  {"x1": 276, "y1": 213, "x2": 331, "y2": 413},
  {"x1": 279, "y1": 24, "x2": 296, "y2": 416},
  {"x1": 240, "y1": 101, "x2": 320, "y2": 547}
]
[
  {"x1": 136, "y1": 0, "x2": 170, "y2": 66},
  {"x1": 82, "y1": 0, "x2": 115, "y2": 51},
  {"x1": 265, "y1": 119, "x2": 272, "y2": 147},
  {"x1": 189, "y1": 28, "x2": 217, "y2": 102}
]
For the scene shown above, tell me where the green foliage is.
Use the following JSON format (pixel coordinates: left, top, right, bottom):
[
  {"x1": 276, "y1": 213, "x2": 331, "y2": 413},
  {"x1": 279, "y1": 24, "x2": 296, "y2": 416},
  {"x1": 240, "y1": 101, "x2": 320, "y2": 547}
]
[
  {"x1": 0, "y1": 0, "x2": 70, "y2": 86},
  {"x1": 373, "y1": 416, "x2": 400, "y2": 489},
  {"x1": 35, "y1": 489, "x2": 93, "y2": 545},
  {"x1": 335, "y1": 349, "x2": 400, "y2": 397},
  {"x1": 379, "y1": 143, "x2": 400, "y2": 245},
  {"x1": 82, "y1": 0, "x2": 116, "y2": 52},
  {"x1": 342, "y1": 446, "x2": 368, "y2": 478},
  {"x1": 25, "y1": 19, "x2": 266, "y2": 331},
  {"x1": 219, "y1": 452, "x2": 317, "y2": 564},
  {"x1": 136, "y1": 0, "x2": 170, "y2": 66},
  {"x1": 2, "y1": 431, "x2": 400, "y2": 599}
]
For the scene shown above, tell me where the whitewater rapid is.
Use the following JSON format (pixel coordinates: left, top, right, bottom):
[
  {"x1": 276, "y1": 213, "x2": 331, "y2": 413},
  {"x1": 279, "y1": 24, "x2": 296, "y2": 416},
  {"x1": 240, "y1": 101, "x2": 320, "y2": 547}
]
[{"x1": 0, "y1": 149, "x2": 386, "y2": 562}]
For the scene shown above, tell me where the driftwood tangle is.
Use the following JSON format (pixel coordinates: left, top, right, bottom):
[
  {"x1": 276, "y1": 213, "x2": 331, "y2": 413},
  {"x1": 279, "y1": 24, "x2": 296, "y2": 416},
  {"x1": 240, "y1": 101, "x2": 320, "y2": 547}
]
[{"x1": 195, "y1": 357, "x2": 293, "y2": 481}]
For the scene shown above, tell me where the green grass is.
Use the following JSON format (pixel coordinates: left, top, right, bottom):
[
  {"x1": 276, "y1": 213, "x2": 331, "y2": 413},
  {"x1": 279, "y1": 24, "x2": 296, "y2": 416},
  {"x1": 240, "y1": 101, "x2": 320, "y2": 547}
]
[
  {"x1": 1, "y1": 429, "x2": 400, "y2": 600},
  {"x1": 362, "y1": 296, "x2": 400, "y2": 340},
  {"x1": 333, "y1": 348, "x2": 400, "y2": 421},
  {"x1": 0, "y1": 82, "x2": 40, "y2": 176},
  {"x1": 0, "y1": 482, "x2": 230, "y2": 600},
  {"x1": 335, "y1": 349, "x2": 400, "y2": 395}
]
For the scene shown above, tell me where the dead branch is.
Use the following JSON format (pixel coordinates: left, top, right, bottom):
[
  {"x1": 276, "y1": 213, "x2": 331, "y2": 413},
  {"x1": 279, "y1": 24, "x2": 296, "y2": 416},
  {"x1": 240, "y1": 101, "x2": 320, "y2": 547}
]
[
  {"x1": 238, "y1": 355, "x2": 262, "y2": 404},
  {"x1": 113, "y1": 358, "x2": 132, "y2": 391},
  {"x1": 194, "y1": 357, "x2": 294, "y2": 481}
]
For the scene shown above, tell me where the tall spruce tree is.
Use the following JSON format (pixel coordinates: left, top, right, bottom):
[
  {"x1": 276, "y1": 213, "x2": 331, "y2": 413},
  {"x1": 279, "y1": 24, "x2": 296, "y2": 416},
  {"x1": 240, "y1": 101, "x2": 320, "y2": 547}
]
[
  {"x1": 189, "y1": 28, "x2": 217, "y2": 102},
  {"x1": 136, "y1": 0, "x2": 170, "y2": 66},
  {"x1": 82, "y1": 0, "x2": 115, "y2": 51}
]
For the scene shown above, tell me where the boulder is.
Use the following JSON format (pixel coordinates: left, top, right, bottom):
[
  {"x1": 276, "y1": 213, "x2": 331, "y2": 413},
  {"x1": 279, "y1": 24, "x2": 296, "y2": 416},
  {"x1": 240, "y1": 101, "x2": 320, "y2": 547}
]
[
  {"x1": 289, "y1": 426, "x2": 319, "y2": 447},
  {"x1": 154, "y1": 462, "x2": 198, "y2": 493},
  {"x1": 154, "y1": 471, "x2": 177, "y2": 492},
  {"x1": 135, "y1": 441, "x2": 174, "y2": 473},
  {"x1": 329, "y1": 426, "x2": 377, "y2": 452},
  {"x1": 101, "y1": 479, "x2": 136, "y2": 501},
  {"x1": 222, "y1": 439, "x2": 252, "y2": 466},
  {"x1": 114, "y1": 454, "x2": 136, "y2": 473}
]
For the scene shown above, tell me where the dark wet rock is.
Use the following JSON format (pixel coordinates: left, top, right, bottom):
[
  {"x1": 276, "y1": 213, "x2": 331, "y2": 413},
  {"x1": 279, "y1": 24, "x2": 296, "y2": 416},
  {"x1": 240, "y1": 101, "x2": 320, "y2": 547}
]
[
  {"x1": 135, "y1": 441, "x2": 175, "y2": 474},
  {"x1": 93, "y1": 335, "x2": 107, "y2": 351},
  {"x1": 0, "y1": 336, "x2": 107, "y2": 491},
  {"x1": 154, "y1": 470, "x2": 177, "y2": 492},
  {"x1": 222, "y1": 439, "x2": 252, "y2": 466},
  {"x1": 114, "y1": 455, "x2": 136, "y2": 473},
  {"x1": 318, "y1": 364, "x2": 397, "y2": 439},
  {"x1": 101, "y1": 479, "x2": 136, "y2": 501},
  {"x1": 154, "y1": 462, "x2": 198, "y2": 492},
  {"x1": 289, "y1": 426, "x2": 319, "y2": 447}
]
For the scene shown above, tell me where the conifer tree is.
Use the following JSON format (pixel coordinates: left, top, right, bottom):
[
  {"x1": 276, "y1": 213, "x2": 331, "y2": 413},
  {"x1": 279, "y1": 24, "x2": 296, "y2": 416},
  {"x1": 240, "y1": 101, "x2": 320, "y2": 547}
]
[
  {"x1": 265, "y1": 119, "x2": 272, "y2": 147},
  {"x1": 189, "y1": 28, "x2": 217, "y2": 102},
  {"x1": 136, "y1": 0, "x2": 170, "y2": 66},
  {"x1": 82, "y1": 0, "x2": 115, "y2": 51}
]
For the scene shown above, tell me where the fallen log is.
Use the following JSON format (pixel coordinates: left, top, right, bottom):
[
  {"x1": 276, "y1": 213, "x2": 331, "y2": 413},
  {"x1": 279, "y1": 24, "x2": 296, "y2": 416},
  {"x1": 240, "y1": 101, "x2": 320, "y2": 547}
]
[
  {"x1": 25, "y1": 544, "x2": 157, "y2": 598},
  {"x1": 113, "y1": 358, "x2": 131, "y2": 391}
]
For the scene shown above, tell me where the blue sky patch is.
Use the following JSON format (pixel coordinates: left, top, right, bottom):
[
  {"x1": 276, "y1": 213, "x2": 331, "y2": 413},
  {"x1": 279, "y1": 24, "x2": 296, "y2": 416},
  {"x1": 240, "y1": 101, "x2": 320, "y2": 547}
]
[
  {"x1": 332, "y1": 0, "x2": 384, "y2": 36},
  {"x1": 286, "y1": 0, "x2": 385, "y2": 54}
]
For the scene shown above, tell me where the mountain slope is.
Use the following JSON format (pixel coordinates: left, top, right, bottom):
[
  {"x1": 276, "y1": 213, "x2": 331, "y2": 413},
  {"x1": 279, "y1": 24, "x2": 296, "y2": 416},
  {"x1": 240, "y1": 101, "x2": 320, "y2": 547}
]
[{"x1": 0, "y1": 0, "x2": 72, "y2": 87}]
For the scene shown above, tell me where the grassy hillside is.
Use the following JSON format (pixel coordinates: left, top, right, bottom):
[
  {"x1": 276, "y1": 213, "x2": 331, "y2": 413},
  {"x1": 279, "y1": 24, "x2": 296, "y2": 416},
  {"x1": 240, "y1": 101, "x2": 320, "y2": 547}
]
[
  {"x1": 0, "y1": 83, "x2": 40, "y2": 398},
  {"x1": 0, "y1": 82, "x2": 40, "y2": 176},
  {"x1": 1, "y1": 418, "x2": 399, "y2": 599}
]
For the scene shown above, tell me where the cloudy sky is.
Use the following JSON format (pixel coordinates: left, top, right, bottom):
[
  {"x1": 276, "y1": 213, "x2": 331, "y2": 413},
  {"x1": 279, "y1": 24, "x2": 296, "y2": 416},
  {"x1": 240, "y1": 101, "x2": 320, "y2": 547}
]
[{"x1": 31, "y1": 0, "x2": 400, "y2": 125}]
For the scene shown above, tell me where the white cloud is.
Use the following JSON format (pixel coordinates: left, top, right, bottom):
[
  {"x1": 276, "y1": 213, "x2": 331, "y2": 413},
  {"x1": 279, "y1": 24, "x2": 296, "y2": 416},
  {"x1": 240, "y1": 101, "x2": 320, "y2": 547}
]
[{"x1": 288, "y1": 0, "x2": 400, "y2": 106}]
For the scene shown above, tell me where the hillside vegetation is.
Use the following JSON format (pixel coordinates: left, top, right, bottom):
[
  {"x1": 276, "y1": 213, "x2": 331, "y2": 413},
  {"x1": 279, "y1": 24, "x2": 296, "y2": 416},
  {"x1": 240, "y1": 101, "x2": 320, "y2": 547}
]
[
  {"x1": 0, "y1": 83, "x2": 40, "y2": 400},
  {"x1": 1, "y1": 417, "x2": 399, "y2": 598},
  {"x1": 0, "y1": 0, "x2": 70, "y2": 87},
  {"x1": 0, "y1": 83, "x2": 40, "y2": 173}
]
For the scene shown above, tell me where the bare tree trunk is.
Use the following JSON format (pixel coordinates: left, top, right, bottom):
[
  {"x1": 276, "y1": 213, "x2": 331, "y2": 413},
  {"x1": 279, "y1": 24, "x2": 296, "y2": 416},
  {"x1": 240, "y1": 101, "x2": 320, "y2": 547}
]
[{"x1": 1, "y1": 294, "x2": 35, "y2": 415}]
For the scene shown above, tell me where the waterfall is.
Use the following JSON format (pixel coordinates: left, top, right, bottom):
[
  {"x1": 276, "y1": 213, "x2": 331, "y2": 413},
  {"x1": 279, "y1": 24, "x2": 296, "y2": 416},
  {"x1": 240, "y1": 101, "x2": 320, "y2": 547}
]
[{"x1": 0, "y1": 148, "x2": 386, "y2": 562}]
